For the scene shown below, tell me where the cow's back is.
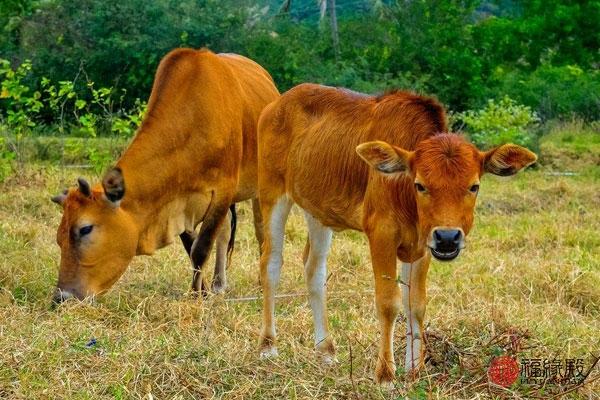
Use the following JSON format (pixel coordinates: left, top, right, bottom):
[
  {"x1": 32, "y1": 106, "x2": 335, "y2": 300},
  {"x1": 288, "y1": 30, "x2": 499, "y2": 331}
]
[
  {"x1": 119, "y1": 49, "x2": 279, "y2": 202},
  {"x1": 258, "y1": 83, "x2": 446, "y2": 230},
  {"x1": 217, "y1": 53, "x2": 280, "y2": 201}
]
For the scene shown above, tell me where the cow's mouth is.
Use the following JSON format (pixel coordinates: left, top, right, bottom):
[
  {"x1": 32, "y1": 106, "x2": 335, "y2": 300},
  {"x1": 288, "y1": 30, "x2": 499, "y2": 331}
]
[{"x1": 429, "y1": 247, "x2": 460, "y2": 261}]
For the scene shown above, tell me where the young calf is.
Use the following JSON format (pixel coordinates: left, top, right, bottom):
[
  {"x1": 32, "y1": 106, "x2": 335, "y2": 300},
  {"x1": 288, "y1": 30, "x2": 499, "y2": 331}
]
[{"x1": 256, "y1": 84, "x2": 536, "y2": 384}]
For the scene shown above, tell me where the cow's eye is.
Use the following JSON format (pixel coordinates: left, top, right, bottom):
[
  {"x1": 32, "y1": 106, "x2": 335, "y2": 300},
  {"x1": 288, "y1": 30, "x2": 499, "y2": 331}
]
[
  {"x1": 415, "y1": 183, "x2": 426, "y2": 193},
  {"x1": 79, "y1": 225, "x2": 93, "y2": 236},
  {"x1": 469, "y1": 184, "x2": 480, "y2": 194}
]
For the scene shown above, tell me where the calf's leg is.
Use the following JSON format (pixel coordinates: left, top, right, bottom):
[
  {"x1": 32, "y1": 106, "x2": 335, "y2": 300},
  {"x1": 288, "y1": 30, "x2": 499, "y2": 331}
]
[
  {"x1": 368, "y1": 229, "x2": 402, "y2": 385},
  {"x1": 401, "y1": 254, "x2": 429, "y2": 373},
  {"x1": 258, "y1": 195, "x2": 292, "y2": 358},
  {"x1": 303, "y1": 211, "x2": 335, "y2": 363},
  {"x1": 251, "y1": 198, "x2": 264, "y2": 254}
]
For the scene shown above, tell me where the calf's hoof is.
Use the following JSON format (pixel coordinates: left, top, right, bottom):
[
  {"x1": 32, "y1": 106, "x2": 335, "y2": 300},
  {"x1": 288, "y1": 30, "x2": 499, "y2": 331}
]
[
  {"x1": 259, "y1": 346, "x2": 279, "y2": 359},
  {"x1": 375, "y1": 357, "x2": 396, "y2": 386},
  {"x1": 259, "y1": 335, "x2": 278, "y2": 359},
  {"x1": 316, "y1": 338, "x2": 337, "y2": 366}
]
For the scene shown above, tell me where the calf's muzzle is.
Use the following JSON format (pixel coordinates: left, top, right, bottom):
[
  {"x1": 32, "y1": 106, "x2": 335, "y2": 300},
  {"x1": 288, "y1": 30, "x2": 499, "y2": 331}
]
[{"x1": 429, "y1": 228, "x2": 464, "y2": 261}]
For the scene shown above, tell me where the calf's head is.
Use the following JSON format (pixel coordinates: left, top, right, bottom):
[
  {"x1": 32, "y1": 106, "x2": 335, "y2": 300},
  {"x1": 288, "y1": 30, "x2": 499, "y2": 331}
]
[
  {"x1": 357, "y1": 134, "x2": 536, "y2": 261},
  {"x1": 51, "y1": 169, "x2": 137, "y2": 304}
]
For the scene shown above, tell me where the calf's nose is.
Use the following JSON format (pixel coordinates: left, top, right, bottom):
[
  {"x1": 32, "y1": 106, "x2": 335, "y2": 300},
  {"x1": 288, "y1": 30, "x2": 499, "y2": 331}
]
[{"x1": 433, "y1": 229, "x2": 463, "y2": 252}]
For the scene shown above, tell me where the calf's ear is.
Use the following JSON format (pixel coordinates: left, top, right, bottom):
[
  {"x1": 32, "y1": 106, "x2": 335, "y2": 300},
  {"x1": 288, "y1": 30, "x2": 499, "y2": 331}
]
[
  {"x1": 51, "y1": 189, "x2": 68, "y2": 207},
  {"x1": 356, "y1": 141, "x2": 412, "y2": 175},
  {"x1": 482, "y1": 144, "x2": 537, "y2": 176},
  {"x1": 102, "y1": 167, "x2": 125, "y2": 205}
]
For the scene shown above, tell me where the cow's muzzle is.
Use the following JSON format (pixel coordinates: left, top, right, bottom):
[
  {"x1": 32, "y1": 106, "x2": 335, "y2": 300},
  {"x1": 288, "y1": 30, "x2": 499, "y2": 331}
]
[
  {"x1": 51, "y1": 287, "x2": 79, "y2": 307},
  {"x1": 429, "y1": 228, "x2": 464, "y2": 261}
]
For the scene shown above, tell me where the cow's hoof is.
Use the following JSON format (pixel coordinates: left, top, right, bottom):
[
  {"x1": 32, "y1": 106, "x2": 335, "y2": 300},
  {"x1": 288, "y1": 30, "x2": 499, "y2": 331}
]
[{"x1": 211, "y1": 281, "x2": 226, "y2": 295}]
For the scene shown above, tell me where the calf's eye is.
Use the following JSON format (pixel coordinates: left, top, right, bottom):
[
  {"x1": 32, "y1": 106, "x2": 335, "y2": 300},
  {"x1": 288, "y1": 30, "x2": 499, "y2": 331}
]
[
  {"x1": 79, "y1": 225, "x2": 93, "y2": 236},
  {"x1": 469, "y1": 184, "x2": 480, "y2": 194},
  {"x1": 415, "y1": 183, "x2": 426, "y2": 193}
]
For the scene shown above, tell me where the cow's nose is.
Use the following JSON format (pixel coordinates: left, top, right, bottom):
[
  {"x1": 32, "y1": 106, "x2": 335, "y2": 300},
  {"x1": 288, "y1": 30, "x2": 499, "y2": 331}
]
[
  {"x1": 433, "y1": 229, "x2": 463, "y2": 252},
  {"x1": 51, "y1": 288, "x2": 74, "y2": 306}
]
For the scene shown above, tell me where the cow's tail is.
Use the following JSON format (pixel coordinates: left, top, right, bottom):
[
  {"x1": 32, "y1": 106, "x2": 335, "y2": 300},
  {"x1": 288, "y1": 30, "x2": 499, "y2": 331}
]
[{"x1": 226, "y1": 204, "x2": 237, "y2": 268}]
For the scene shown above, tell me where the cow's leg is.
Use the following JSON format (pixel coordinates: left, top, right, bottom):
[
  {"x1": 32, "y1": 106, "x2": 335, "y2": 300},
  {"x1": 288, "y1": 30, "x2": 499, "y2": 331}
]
[
  {"x1": 368, "y1": 229, "x2": 402, "y2": 385},
  {"x1": 258, "y1": 195, "x2": 292, "y2": 358},
  {"x1": 303, "y1": 211, "x2": 335, "y2": 364},
  {"x1": 180, "y1": 212, "x2": 232, "y2": 295},
  {"x1": 251, "y1": 198, "x2": 264, "y2": 254},
  {"x1": 180, "y1": 231, "x2": 195, "y2": 256},
  {"x1": 212, "y1": 208, "x2": 232, "y2": 294},
  {"x1": 190, "y1": 197, "x2": 232, "y2": 296},
  {"x1": 401, "y1": 254, "x2": 429, "y2": 374}
]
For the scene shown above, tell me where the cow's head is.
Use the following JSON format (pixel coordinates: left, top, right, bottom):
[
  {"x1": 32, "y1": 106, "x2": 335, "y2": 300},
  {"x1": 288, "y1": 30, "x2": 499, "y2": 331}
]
[
  {"x1": 50, "y1": 168, "x2": 138, "y2": 304},
  {"x1": 357, "y1": 134, "x2": 537, "y2": 261}
]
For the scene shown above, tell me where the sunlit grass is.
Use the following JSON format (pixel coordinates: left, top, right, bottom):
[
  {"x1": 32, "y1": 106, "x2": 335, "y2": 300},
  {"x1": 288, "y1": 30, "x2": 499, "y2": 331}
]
[{"x1": 0, "y1": 135, "x2": 599, "y2": 399}]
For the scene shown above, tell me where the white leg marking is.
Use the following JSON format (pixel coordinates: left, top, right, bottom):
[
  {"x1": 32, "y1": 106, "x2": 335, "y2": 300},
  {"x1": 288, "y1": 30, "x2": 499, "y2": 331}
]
[
  {"x1": 259, "y1": 196, "x2": 292, "y2": 359},
  {"x1": 401, "y1": 257, "x2": 424, "y2": 372},
  {"x1": 303, "y1": 211, "x2": 334, "y2": 363}
]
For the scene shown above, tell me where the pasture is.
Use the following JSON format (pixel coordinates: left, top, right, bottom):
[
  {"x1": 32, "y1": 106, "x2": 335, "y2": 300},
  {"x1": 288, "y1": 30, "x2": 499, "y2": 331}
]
[{"x1": 0, "y1": 125, "x2": 599, "y2": 399}]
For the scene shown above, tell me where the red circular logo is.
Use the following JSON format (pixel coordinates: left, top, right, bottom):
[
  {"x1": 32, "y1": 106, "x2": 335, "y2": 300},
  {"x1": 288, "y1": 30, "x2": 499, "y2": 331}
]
[{"x1": 488, "y1": 356, "x2": 520, "y2": 387}]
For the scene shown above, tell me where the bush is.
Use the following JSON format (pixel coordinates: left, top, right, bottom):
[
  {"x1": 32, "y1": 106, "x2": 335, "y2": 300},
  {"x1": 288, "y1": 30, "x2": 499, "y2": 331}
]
[
  {"x1": 0, "y1": 133, "x2": 16, "y2": 182},
  {"x1": 494, "y1": 64, "x2": 600, "y2": 121},
  {"x1": 0, "y1": 58, "x2": 146, "y2": 139},
  {"x1": 453, "y1": 96, "x2": 539, "y2": 149}
]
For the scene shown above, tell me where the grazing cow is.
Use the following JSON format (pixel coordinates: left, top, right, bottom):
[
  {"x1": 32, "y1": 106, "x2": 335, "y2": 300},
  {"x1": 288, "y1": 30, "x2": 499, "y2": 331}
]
[
  {"x1": 256, "y1": 84, "x2": 537, "y2": 384},
  {"x1": 51, "y1": 48, "x2": 279, "y2": 303}
]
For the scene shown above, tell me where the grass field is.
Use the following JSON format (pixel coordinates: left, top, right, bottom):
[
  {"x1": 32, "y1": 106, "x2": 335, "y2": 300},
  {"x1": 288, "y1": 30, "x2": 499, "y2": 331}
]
[{"x1": 1, "y1": 125, "x2": 599, "y2": 399}]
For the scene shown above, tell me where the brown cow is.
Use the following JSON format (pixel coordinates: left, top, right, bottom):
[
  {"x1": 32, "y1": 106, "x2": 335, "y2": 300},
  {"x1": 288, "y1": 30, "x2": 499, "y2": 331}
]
[
  {"x1": 51, "y1": 48, "x2": 279, "y2": 303},
  {"x1": 256, "y1": 84, "x2": 536, "y2": 384}
]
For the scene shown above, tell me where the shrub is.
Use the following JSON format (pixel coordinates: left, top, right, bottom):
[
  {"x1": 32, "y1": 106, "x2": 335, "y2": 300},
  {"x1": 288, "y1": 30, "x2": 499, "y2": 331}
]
[
  {"x1": 1, "y1": 58, "x2": 146, "y2": 139},
  {"x1": 0, "y1": 134, "x2": 15, "y2": 182},
  {"x1": 494, "y1": 65, "x2": 600, "y2": 121},
  {"x1": 453, "y1": 96, "x2": 539, "y2": 149},
  {"x1": 0, "y1": 59, "x2": 43, "y2": 136}
]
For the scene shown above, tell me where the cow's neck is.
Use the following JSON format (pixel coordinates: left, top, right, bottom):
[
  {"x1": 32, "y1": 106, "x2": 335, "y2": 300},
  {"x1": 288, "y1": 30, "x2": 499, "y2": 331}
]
[{"x1": 113, "y1": 126, "x2": 207, "y2": 255}]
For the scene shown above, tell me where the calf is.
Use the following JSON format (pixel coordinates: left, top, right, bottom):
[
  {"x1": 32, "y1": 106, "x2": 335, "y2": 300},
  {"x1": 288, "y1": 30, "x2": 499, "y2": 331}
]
[
  {"x1": 256, "y1": 84, "x2": 536, "y2": 384},
  {"x1": 51, "y1": 49, "x2": 279, "y2": 302}
]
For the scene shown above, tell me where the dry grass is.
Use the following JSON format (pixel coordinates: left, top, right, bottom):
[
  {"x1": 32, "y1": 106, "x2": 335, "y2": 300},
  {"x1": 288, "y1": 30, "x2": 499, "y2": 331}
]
[{"x1": 0, "y1": 134, "x2": 599, "y2": 399}]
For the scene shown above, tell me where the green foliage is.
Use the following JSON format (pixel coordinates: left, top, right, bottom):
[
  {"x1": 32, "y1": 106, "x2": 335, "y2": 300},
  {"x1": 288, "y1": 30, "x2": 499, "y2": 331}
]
[
  {"x1": 0, "y1": 135, "x2": 16, "y2": 182},
  {"x1": 0, "y1": 59, "x2": 42, "y2": 135},
  {"x1": 1, "y1": 0, "x2": 599, "y2": 128},
  {"x1": 494, "y1": 64, "x2": 600, "y2": 121},
  {"x1": 1, "y1": 58, "x2": 146, "y2": 139},
  {"x1": 87, "y1": 146, "x2": 113, "y2": 174},
  {"x1": 454, "y1": 96, "x2": 540, "y2": 149}
]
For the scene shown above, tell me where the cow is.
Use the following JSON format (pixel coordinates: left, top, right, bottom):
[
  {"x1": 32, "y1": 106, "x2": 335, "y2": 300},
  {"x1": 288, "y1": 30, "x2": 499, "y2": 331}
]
[
  {"x1": 256, "y1": 83, "x2": 537, "y2": 385},
  {"x1": 51, "y1": 48, "x2": 279, "y2": 303}
]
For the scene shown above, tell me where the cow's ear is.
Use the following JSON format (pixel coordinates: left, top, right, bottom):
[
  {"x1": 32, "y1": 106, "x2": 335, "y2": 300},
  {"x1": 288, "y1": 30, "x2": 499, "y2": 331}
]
[
  {"x1": 102, "y1": 167, "x2": 125, "y2": 205},
  {"x1": 482, "y1": 144, "x2": 537, "y2": 176},
  {"x1": 356, "y1": 141, "x2": 412, "y2": 174}
]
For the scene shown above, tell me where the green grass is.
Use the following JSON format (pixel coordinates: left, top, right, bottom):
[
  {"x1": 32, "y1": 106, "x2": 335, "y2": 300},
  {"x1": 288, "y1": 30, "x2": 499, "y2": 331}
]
[{"x1": 0, "y1": 129, "x2": 599, "y2": 399}]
